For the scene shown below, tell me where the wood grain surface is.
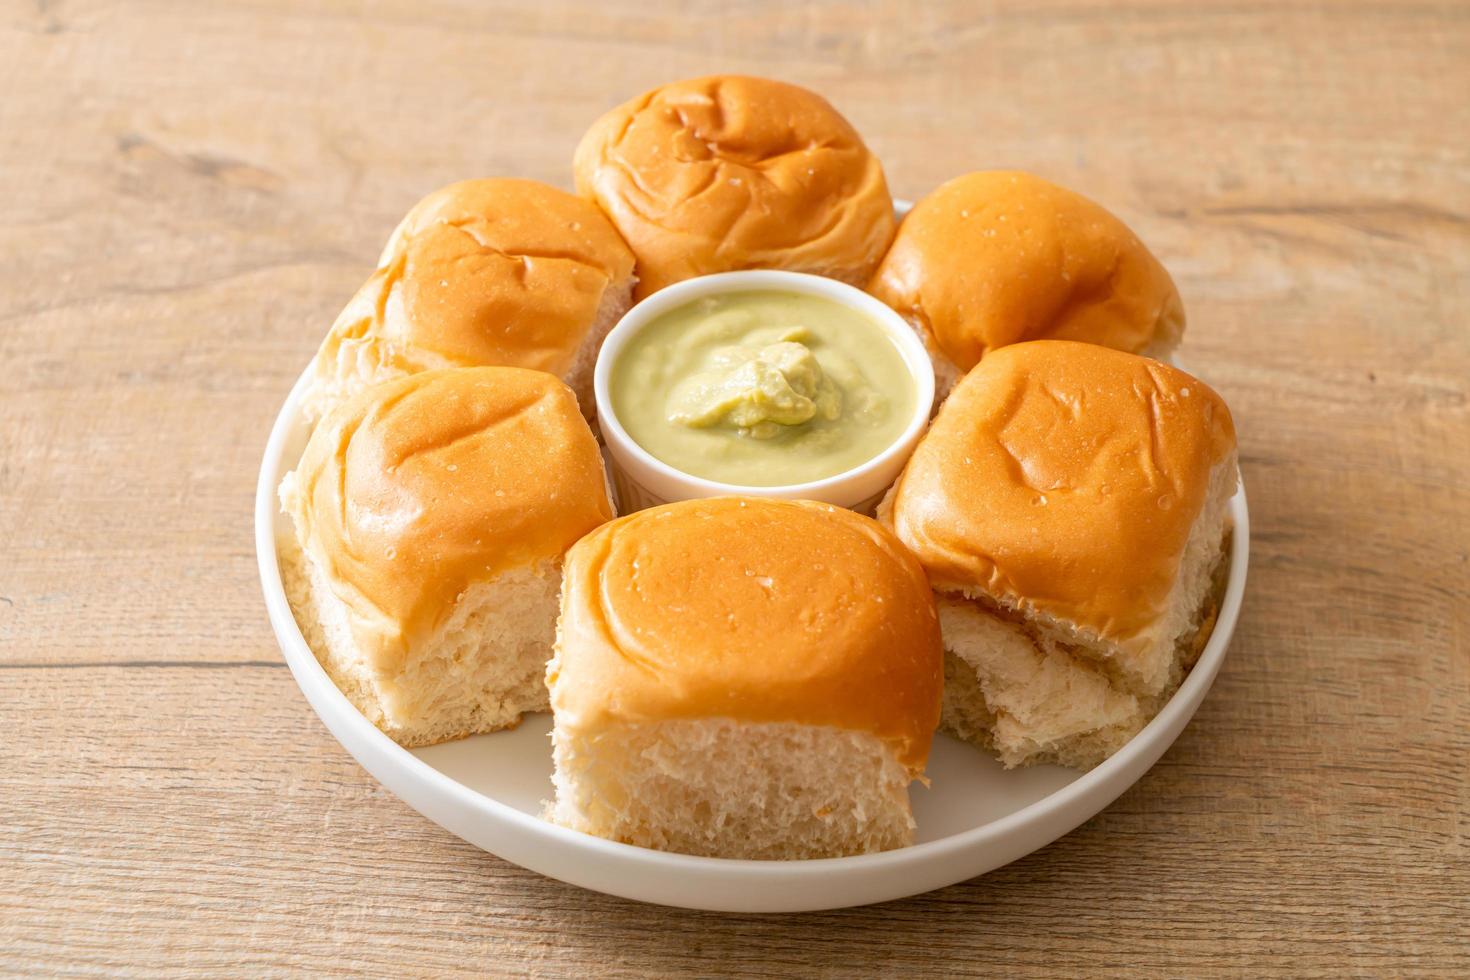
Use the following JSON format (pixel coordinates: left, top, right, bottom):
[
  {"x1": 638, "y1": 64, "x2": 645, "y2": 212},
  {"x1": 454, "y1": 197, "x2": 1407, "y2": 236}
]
[{"x1": 2, "y1": 1, "x2": 1467, "y2": 975}]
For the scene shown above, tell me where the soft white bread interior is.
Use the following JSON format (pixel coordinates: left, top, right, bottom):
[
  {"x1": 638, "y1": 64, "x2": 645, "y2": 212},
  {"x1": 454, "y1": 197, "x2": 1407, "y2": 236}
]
[
  {"x1": 930, "y1": 465, "x2": 1233, "y2": 769},
  {"x1": 870, "y1": 171, "x2": 1184, "y2": 400},
  {"x1": 881, "y1": 340, "x2": 1237, "y2": 769},
  {"x1": 301, "y1": 178, "x2": 636, "y2": 421},
  {"x1": 546, "y1": 497, "x2": 943, "y2": 858},
  {"x1": 574, "y1": 75, "x2": 895, "y2": 299},
  {"x1": 280, "y1": 538, "x2": 559, "y2": 745},
  {"x1": 279, "y1": 366, "x2": 614, "y2": 747},
  {"x1": 548, "y1": 719, "x2": 915, "y2": 859}
]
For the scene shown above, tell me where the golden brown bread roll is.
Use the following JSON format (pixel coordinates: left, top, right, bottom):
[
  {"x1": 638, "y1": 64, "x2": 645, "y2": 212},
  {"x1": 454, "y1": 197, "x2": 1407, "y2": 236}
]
[
  {"x1": 546, "y1": 497, "x2": 942, "y2": 858},
  {"x1": 280, "y1": 366, "x2": 614, "y2": 747},
  {"x1": 303, "y1": 178, "x2": 636, "y2": 420},
  {"x1": 881, "y1": 340, "x2": 1237, "y2": 769},
  {"x1": 870, "y1": 171, "x2": 1184, "y2": 395},
  {"x1": 574, "y1": 75, "x2": 896, "y2": 299}
]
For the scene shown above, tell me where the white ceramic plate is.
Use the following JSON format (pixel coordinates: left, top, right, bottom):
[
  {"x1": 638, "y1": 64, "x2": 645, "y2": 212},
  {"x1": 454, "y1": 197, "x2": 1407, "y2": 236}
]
[{"x1": 254, "y1": 363, "x2": 1248, "y2": 912}]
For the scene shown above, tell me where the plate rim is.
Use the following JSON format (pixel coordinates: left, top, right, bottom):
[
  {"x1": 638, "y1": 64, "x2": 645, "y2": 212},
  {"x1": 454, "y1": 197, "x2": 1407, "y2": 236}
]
[{"x1": 255, "y1": 364, "x2": 1249, "y2": 911}]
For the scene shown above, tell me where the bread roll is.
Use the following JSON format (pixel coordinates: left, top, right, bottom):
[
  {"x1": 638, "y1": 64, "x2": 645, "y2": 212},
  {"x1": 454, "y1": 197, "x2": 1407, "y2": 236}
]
[
  {"x1": 546, "y1": 497, "x2": 942, "y2": 858},
  {"x1": 574, "y1": 75, "x2": 895, "y2": 298},
  {"x1": 302, "y1": 178, "x2": 636, "y2": 420},
  {"x1": 880, "y1": 341, "x2": 1236, "y2": 769},
  {"x1": 870, "y1": 171, "x2": 1184, "y2": 397},
  {"x1": 279, "y1": 367, "x2": 614, "y2": 747}
]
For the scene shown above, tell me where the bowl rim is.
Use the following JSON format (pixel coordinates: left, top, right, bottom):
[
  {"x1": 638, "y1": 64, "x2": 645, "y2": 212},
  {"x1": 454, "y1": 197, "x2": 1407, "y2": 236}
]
[
  {"x1": 255, "y1": 362, "x2": 1249, "y2": 890},
  {"x1": 592, "y1": 269, "x2": 936, "y2": 499}
]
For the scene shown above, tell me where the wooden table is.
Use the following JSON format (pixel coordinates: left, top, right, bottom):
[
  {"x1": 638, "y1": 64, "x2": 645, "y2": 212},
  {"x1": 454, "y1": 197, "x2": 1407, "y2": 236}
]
[{"x1": 4, "y1": 1, "x2": 1467, "y2": 974}]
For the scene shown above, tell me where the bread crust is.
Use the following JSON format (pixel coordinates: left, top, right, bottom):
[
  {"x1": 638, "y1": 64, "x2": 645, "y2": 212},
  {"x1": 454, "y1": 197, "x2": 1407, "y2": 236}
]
[
  {"x1": 574, "y1": 75, "x2": 895, "y2": 298},
  {"x1": 282, "y1": 367, "x2": 614, "y2": 674},
  {"x1": 886, "y1": 340, "x2": 1236, "y2": 656},
  {"x1": 869, "y1": 171, "x2": 1184, "y2": 372},
  {"x1": 550, "y1": 497, "x2": 943, "y2": 772},
  {"x1": 305, "y1": 178, "x2": 635, "y2": 418}
]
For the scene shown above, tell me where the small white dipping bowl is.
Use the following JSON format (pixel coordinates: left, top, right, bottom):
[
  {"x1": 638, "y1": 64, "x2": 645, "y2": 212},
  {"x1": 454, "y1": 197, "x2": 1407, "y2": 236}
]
[{"x1": 593, "y1": 270, "x2": 935, "y2": 513}]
